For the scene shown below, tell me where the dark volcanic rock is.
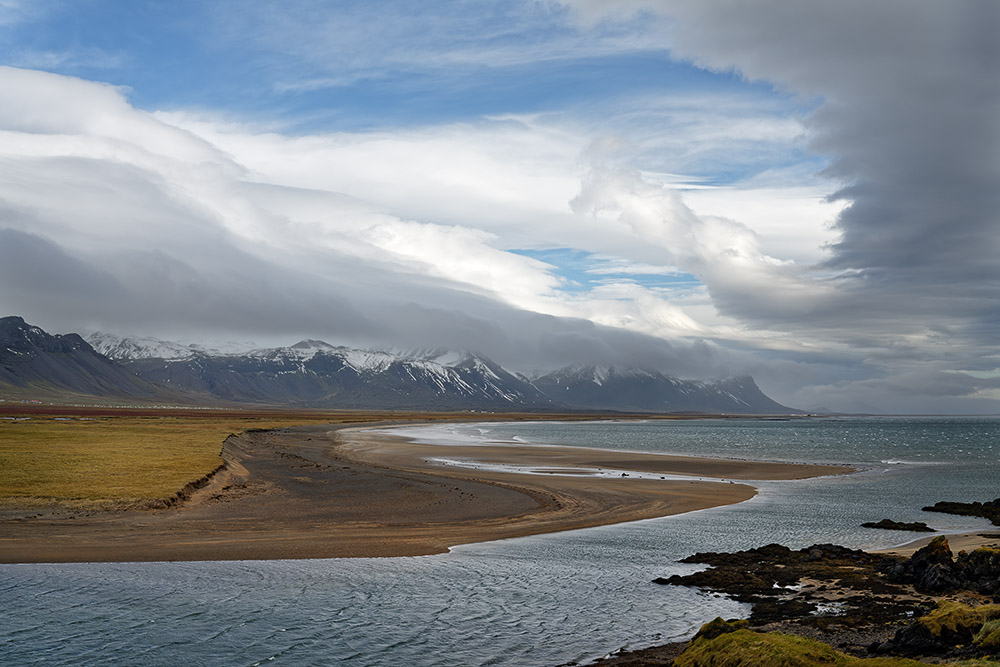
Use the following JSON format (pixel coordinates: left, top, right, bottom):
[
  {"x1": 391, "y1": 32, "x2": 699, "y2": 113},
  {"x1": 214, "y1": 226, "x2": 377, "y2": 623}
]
[
  {"x1": 862, "y1": 519, "x2": 935, "y2": 532},
  {"x1": 889, "y1": 536, "x2": 1000, "y2": 596},
  {"x1": 923, "y1": 498, "x2": 1000, "y2": 527},
  {"x1": 888, "y1": 536, "x2": 961, "y2": 593},
  {"x1": 621, "y1": 536, "x2": 1000, "y2": 666},
  {"x1": 874, "y1": 600, "x2": 1000, "y2": 658},
  {"x1": 637, "y1": 531, "x2": 1000, "y2": 666},
  {"x1": 955, "y1": 546, "x2": 1000, "y2": 596},
  {"x1": 656, "y1": 542, "x2": 918, "y2": 628}
]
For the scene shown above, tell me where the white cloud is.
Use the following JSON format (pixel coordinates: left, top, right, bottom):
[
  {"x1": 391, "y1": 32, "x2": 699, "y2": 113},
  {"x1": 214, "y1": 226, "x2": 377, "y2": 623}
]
[
  {"x1": 0, "y1": 66, "x2": 727, "y2": 374},
  {"x1": 682, "y1": 185, "x2": 844, "y2": 264},
  {"x1": 3, "y1": 46, "x2": 995, "y2": 413}
]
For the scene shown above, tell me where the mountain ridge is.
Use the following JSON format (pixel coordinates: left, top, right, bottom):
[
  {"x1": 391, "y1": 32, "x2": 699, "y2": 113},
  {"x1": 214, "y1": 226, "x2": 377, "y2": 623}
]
[{"x1": 0, "y1": 318, "x2": 798, "y2": 413}]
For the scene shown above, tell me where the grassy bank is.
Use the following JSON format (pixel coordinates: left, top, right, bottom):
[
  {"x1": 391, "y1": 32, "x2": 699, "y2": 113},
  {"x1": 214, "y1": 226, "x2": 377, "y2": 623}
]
[{"x1": 0, "y1": 409, "x2": 397, "y2": 508}]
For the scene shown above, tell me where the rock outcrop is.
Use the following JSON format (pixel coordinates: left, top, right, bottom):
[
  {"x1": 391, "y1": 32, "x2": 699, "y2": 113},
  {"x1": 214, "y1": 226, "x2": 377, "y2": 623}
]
[
  {"x1": 888, "y1": 536, "x2": 1000, "y2": 595},
  {"x1": 923, "y1": 498, "x2": 1000, "y2": 527},
  {"x1": 861, "y1": 519, "x2": 934, "y2": 532},
  {"x1": 874, "y1": 600, "x2": 1000, "y2": 657}
]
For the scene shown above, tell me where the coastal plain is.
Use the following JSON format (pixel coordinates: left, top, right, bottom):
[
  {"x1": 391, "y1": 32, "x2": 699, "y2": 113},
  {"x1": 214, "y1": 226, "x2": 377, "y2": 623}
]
[{"x1": 0, "y1": 408, "x2": 849, "y2": 563}]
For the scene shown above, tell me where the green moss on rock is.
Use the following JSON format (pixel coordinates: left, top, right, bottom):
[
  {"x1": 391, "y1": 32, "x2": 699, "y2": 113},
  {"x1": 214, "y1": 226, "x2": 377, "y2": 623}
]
[
  {"x1": 916, "y1": 601, "x2": 1000, "y2": 641},
  {"x1": 674, "y1": 630, "x2": 926, "y2": 667},
  {"x1": 692, "y1": 617, "x2": 749, "y2": 641}
]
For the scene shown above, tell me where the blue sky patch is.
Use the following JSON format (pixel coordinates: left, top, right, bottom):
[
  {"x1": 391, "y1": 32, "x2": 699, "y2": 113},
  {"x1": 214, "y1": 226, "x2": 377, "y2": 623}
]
[{"x1": 511, "y1": 248, "x2": 701, "y2": 294}]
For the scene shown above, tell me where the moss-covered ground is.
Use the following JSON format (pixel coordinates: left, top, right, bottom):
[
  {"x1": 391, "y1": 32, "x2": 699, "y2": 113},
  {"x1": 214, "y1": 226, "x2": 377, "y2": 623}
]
[{"x1": 675, "y1": 624, "x2": 1000, "y2": 667}]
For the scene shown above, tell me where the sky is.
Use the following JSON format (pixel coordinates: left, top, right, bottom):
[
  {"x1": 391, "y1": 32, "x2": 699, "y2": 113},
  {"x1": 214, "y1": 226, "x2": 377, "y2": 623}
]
[{"x1": 0, "y1": 1, "x2": 997, "y2": 414}]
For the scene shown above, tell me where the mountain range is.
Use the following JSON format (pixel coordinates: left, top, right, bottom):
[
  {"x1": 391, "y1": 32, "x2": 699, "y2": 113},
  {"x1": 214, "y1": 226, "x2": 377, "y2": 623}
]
[{"x1": 0, "y1": 316, "x2": 796, "y2": 413}]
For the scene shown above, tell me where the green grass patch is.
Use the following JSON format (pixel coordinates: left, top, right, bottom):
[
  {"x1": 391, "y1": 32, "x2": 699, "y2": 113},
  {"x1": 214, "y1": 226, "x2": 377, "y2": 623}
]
[
  {"x1": 975, "y1": 619, "x2": 1000, "y2": 650},
  {"x1": 917, "y1": 601, "x2": 1000, "y2": 640},
  {"x1": 675, "y1": 629, "x2": 927, "y2": 666}
]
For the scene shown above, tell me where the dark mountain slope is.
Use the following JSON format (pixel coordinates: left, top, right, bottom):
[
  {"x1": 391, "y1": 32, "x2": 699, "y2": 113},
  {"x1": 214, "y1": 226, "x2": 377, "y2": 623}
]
[
  {"x1": 0, "y1": 316, "x2": 166, "y2": 399},
  {"x1": 533, "y1": 365, "x2": 795, "y2": 414}
]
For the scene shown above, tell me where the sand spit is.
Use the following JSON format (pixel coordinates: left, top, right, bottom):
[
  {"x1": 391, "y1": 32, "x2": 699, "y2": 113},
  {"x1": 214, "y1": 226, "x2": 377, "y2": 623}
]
[{"x1": 0, "y1": 422, "x2": 850, "y2": 563}]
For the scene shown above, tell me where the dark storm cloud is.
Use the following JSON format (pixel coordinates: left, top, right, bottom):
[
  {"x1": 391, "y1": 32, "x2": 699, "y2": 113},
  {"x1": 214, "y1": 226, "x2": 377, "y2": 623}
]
[
  {"x1": 557, "y1": 0, "x2": 1000, "y2": 410},
  {"x1": 568, "y1": 0, "x2": 996, "y2": 405},
  {"x1": 661, "y1": 0, "x2": 999, "y2": 329}
]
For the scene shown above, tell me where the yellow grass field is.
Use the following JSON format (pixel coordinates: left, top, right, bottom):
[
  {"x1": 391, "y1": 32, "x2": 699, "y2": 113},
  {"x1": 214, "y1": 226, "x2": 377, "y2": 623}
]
[{"x1": 0, "y1": 410, "x2": 389, "y2": 507}]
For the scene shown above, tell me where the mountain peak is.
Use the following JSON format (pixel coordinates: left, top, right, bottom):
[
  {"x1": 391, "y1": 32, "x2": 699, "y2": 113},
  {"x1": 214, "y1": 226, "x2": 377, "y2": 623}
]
[
  {"x1": 290, "y1": 339, "x2": 335, "y2": 350},
  {"x1": 0, "y1": 317, "x2": 166, "y2": 399}
]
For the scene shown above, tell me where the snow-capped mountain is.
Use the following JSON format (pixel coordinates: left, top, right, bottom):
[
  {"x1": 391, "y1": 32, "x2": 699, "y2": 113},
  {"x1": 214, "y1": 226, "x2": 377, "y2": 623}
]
[
  {"x1": 109, "y1": 338, "x2": 553, "y2": 410},
  {"x1": 532, "y1": 365, "x2": 794, "y2": 414},
  {"x1": 4, "y1": 319, "x2": 796, "y2": 413},
  {"x1": 87, "y1": 332, "x2": 251, "y2": 361},
  {"x1": 109, "y1": 337, "x2": 793, "y2": 413}
]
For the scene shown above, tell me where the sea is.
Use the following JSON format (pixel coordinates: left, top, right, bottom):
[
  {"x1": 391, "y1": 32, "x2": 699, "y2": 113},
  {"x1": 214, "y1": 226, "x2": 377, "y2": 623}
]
[{"x1": 2, "y1": 416, "x2": 998, "y2": 666}]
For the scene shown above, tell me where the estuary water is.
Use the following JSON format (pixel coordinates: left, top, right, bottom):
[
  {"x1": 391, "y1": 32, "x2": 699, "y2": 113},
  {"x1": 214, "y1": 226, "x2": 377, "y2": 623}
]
[{"x1": 3, "y1": 417, "x2": 998, "y2": 666}]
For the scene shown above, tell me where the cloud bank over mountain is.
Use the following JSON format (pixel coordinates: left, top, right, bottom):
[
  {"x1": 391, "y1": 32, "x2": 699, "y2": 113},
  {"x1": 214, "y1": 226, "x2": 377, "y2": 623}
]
[
  {"x1": 559, "y1": 0, "x2": 1000, "y2": 412},
  {"x1": 0, "y1": 1, "x2": 996, "y2": 413}
]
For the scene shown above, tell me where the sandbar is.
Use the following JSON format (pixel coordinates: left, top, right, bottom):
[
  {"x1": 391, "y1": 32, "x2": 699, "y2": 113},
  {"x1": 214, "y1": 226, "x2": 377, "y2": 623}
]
[{"x1": 0, "y1": 421, "x2": 851, "y2": 563}]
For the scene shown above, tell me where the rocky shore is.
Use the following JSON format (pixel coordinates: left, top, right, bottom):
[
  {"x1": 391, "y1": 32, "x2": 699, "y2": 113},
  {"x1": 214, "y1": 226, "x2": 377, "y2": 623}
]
[{"x1": 588, "y1": 529, "x2": 1000, "y2": 666}]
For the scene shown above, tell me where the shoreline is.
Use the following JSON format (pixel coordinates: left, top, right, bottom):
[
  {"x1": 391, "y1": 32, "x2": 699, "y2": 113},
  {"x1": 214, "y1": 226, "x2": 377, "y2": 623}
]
[
  {"x1": 0, "y1": 419, "x2": 849, "y2": 564},
  {"x1": 876, "y1": 529, "x2": 1000, "y2": 557}
]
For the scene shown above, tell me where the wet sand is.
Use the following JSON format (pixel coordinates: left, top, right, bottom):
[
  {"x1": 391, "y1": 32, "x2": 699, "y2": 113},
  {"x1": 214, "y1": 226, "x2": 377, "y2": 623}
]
[
  {"x1": 0, "y1": 422, "x2": 851, "y2": 563},
  {"x1": 876, "y1": 530, "x2": 1000, "y2": 557}
]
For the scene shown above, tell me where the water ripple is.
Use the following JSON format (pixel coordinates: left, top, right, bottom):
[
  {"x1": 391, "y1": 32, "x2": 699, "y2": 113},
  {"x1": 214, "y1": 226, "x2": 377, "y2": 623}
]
[{"x1": 3, "y1": 417, "x2": 998, "y2": 666}]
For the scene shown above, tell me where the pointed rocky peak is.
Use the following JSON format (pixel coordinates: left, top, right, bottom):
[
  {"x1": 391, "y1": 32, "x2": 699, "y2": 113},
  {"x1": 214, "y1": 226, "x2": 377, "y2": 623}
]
[
  {"x1": 0, "y1": 318, "x2": 167, "y2": 399},
  {"x1": 1, "y1": 316, "x2": 46, "y2": 346},
  {"x1": 2, "y1": 317, "x2": 93, "y2": 357}
]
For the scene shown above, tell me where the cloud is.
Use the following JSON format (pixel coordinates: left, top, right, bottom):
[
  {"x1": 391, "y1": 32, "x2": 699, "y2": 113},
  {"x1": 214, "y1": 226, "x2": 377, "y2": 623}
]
[
  {"x1": 2, "y1": 0, "x2": 997, "y2": 419},
  {"x1": 0, "y1": 66, "x2": 745, "y2": 378},
  {"x1": 551, "y1": 0, "x2": 1000, "y2": 411},
  {"x1": 199, "y1": 0, "x2": 670, "y2": 89},
  {"x1": 0, "y1": 0, "x2": 37, "y2": 27}
]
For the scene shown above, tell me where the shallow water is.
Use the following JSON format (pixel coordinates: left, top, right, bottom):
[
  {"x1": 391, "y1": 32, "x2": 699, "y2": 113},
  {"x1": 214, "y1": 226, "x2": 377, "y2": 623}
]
[{"x1": 3, "y1": 417, "x2": 998, "y2": 666}]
